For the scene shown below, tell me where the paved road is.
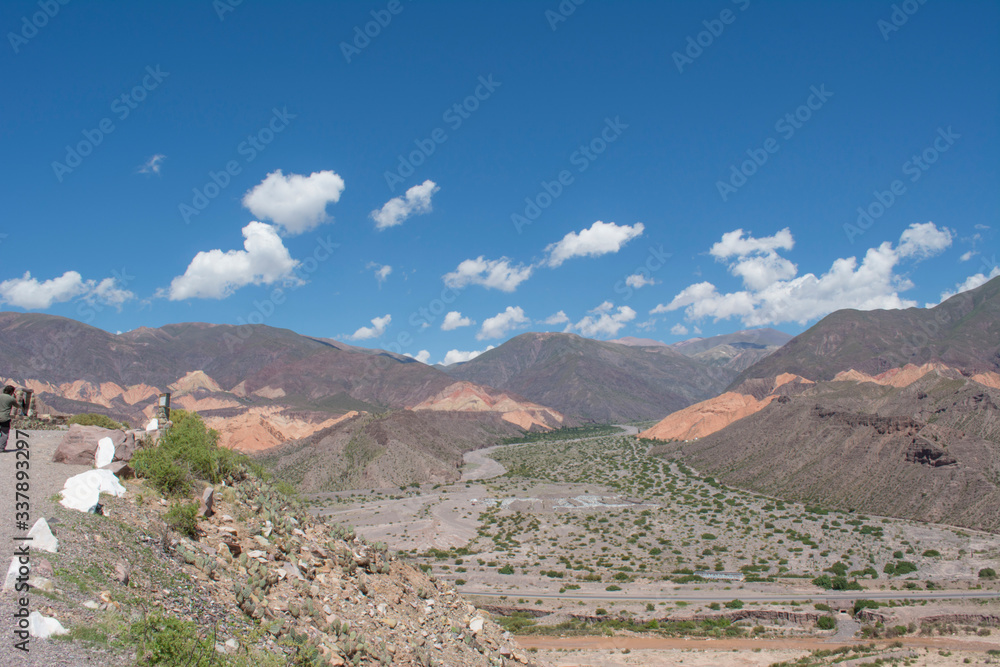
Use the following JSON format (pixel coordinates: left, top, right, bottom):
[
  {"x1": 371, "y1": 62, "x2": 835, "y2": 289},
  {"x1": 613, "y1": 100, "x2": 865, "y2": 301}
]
[{"x1": 460, "y1": 588, "x2": 1000, "y2": 603}]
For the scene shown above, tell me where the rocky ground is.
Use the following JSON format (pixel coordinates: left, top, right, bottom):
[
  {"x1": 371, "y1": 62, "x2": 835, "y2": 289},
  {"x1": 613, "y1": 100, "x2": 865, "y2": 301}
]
[{"x1": 0, "y1": 428, "x2": 543, "y2": 666}]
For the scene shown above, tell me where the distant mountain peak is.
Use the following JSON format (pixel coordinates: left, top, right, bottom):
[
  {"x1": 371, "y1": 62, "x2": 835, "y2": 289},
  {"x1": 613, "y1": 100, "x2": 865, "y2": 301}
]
[{"x1": 607, "y1": 336, "x2": 668, "y2": 347}]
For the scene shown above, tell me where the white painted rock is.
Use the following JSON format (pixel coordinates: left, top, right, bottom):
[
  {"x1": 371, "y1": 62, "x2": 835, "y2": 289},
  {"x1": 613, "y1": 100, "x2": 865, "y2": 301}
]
[
  {"x1": 469, "y1": 616, "x2": 484, "y2": 635},
  {"x1": 3, "y1": 556, "x2": 26, "y2": 591},
  {"x1": 95, "y1": 437, "x2": 115, "y2": 468},
  {"x1": 60, "y1": 469, "x2": 126, "y2": 512},
  {"x1": 26, "y1": 518, "x2": 58, "y2": 553},
  {"x1": 28, "y1": 611, "x2": 68, "y2": 638},
  {"x1": 145, "y1": 418, "x2": 158, "y2": 432}
]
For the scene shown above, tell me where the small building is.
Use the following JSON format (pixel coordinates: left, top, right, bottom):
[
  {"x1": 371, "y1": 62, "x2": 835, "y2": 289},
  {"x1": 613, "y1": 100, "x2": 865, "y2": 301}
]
[{"x1": 694, "y1": 570, "x2": 746, "y2": 582}]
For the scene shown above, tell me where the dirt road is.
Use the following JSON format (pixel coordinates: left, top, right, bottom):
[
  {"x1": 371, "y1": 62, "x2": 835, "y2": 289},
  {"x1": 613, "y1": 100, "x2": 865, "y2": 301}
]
[
  {"x1": 461, "y1": 425, "x2": 638, "y2": 483},
  {"x1": 518, "y1": 634, "x2": 1000, "y2": 652}
]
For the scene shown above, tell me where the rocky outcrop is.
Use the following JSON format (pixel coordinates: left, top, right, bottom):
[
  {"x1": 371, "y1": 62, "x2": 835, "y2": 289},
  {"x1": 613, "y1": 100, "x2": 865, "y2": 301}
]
[
  {"x1": 204, "y1": 408, "x2": 360, "y2": 453},
  {"x1": 52, "y1": 425, "x2": 139, "y2": 465},
  {"x1": 638, "y1": 392, "x2": 778, "y2": 441},
  {"x1": 164, "y1": 476, "x2": 535, "y2": 666},
  {"x1": 638, "y1": 373, "x2": 813, "y2": 442},
  {"x1": 410, "y1": 381, "x2": 565, "y2": 431},
  {"x1": 169, "y1": 370, "x2": 224, "y2": 394}
]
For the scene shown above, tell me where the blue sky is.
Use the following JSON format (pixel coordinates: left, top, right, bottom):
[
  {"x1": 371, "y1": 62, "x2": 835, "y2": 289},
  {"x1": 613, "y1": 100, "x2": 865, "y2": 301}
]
[{"x1": 2, "y1": 0, "x2": 997, "y2": 365}]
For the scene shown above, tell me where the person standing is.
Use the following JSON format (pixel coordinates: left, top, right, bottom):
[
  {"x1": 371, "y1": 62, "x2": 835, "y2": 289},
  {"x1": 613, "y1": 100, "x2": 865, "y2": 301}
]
[{"x1": 0, "y1": 385, "x2": 19, "y2": 452}]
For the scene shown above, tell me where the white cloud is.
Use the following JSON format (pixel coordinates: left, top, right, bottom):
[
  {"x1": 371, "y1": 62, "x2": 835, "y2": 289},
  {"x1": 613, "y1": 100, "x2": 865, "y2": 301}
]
[
  {"x1": 371, "y1": 179, "x2": 439, "y2": 230},
  {"x1": 441, "y1": 311, "x2": 473, "y2": 331},
  {"x1": 652, "y1": 222, "x2": 954, "y2": 327},
  {"x1": 709, "y1": 228, "x2": 797, "y2": 291},
  {"x1": 0, "y1": 271, "x2": 135, "y2": 310},
  {"x1": 442, "y1": 346, "x2": 494, "y2": 366},
  {"x1": 167, "y1": 222, "x2": 299, "y2": 300},
  {"x1": 89, "y1": 277, "x2": 134, "y2": 308},
  {"x1": 443, "y1": 257, "x2": 533, "y2": 292},
  {"x1": 626, "y1": 273, "x2": 657, "y2": 289},
  {"x1": 367, "y1": 262, "x2": 392, "y2": 286},
  {"x1": 960, "y1": 250, "x2": 977, "y2": 262},
  {"x1": 242, "y1": 169, "x2": 345, "y2": 235},
  {"x1": 138, "y1": 153, "x2": 166, "y2": 175},
  {"x1": 571, "y1": 303, "x2": 636, "y2": 338},
  {"x1": 545, "y1": 221, "x2": 644, "y2": 268},
  {"x1": 937, "y1": 265, "x2": 1000, "y2": 304},
  {"x1": 405, "y1": 350, "x2": 431, "y2": 364},
  {"x1": 349, "y1": 314, "x2": 391, "y2": 341},
  {"x1": 477, "y1": 306, "x2": 529, "y2": 340},
  {"x1": 0, "y1": 271, "x2": 87, "y2": 309},
  {"x1": 542, "y1": 310, "x2": 569, "y2": 325},
  {"x1": 710, "y1": 228, "x2": 794, "y2": 259},
  {"x1": 896, "y1": 222, "x2": 953, "y2": 259},
  {"x1": 670, "y1": 323, "x2": 689, "y2": 336}
]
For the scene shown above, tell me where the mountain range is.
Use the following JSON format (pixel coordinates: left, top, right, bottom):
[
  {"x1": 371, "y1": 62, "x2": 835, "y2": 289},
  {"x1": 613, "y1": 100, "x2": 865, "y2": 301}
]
[
  {"x1": 444, "y1": 330, "x2": 789, "y2": 422},
  {"x1": 0, "y1": 311, "x2": 787, "y2": 487},
  {"x1": 641, "y1": 277, "x2": 1000, "y2": 532},
  {"x1": 6, "y1": 278, "x2": 997, "y2": 529}
]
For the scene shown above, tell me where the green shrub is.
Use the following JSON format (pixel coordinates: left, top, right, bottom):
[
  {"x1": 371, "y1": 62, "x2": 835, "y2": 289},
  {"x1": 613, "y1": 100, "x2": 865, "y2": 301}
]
[
  {"x1": 922, "y1": 549, "x2": 940, "y2": 558},
  {"x1": 132, "y1": 410, "x2": 249, "y2": 497},
  {"x1": 69, "y1": 413, "x2": 128, "y2": 430},
  {"x1": 498, "y1": 564, "x2": 514, "y2": 575},
  {"x1": 813, "y1": 574, "x2": 862, "y2": 590},
  {"x1": 816, "y1": 616, "x2": 837, "y2": 630},
  {"x1": 165, "y1": 501, "x2": 199, "y2": 539},
  {"x1": 825, "y1": 561, "x2": 848, "y2": 576},
  {"x1": 132, "y1": 446, "x2": 191, "y2": 497},
  {"x1": 128, "y1": 615, "x2": 215, "y2": 665},
  {"x1": 979, "y1": 568, "x2": 997, "y2": 579},
  {"x1": 853, "y1": 599, "x2": 880, "y2": 615},
  {"x1": 724, "y1": 599, "x2": 744, "y2": 609}
]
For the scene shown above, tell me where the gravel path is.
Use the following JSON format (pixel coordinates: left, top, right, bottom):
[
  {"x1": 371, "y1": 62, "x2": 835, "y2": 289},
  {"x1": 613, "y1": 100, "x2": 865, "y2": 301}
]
[{"x1": 0, "y1": 428, "x2": 119, "y2": 666}]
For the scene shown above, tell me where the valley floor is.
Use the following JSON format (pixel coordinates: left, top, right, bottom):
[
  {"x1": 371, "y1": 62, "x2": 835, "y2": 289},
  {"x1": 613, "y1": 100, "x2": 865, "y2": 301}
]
[{"x1": 312, "y1": 426, "x2": 1000, "y2": 666}]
